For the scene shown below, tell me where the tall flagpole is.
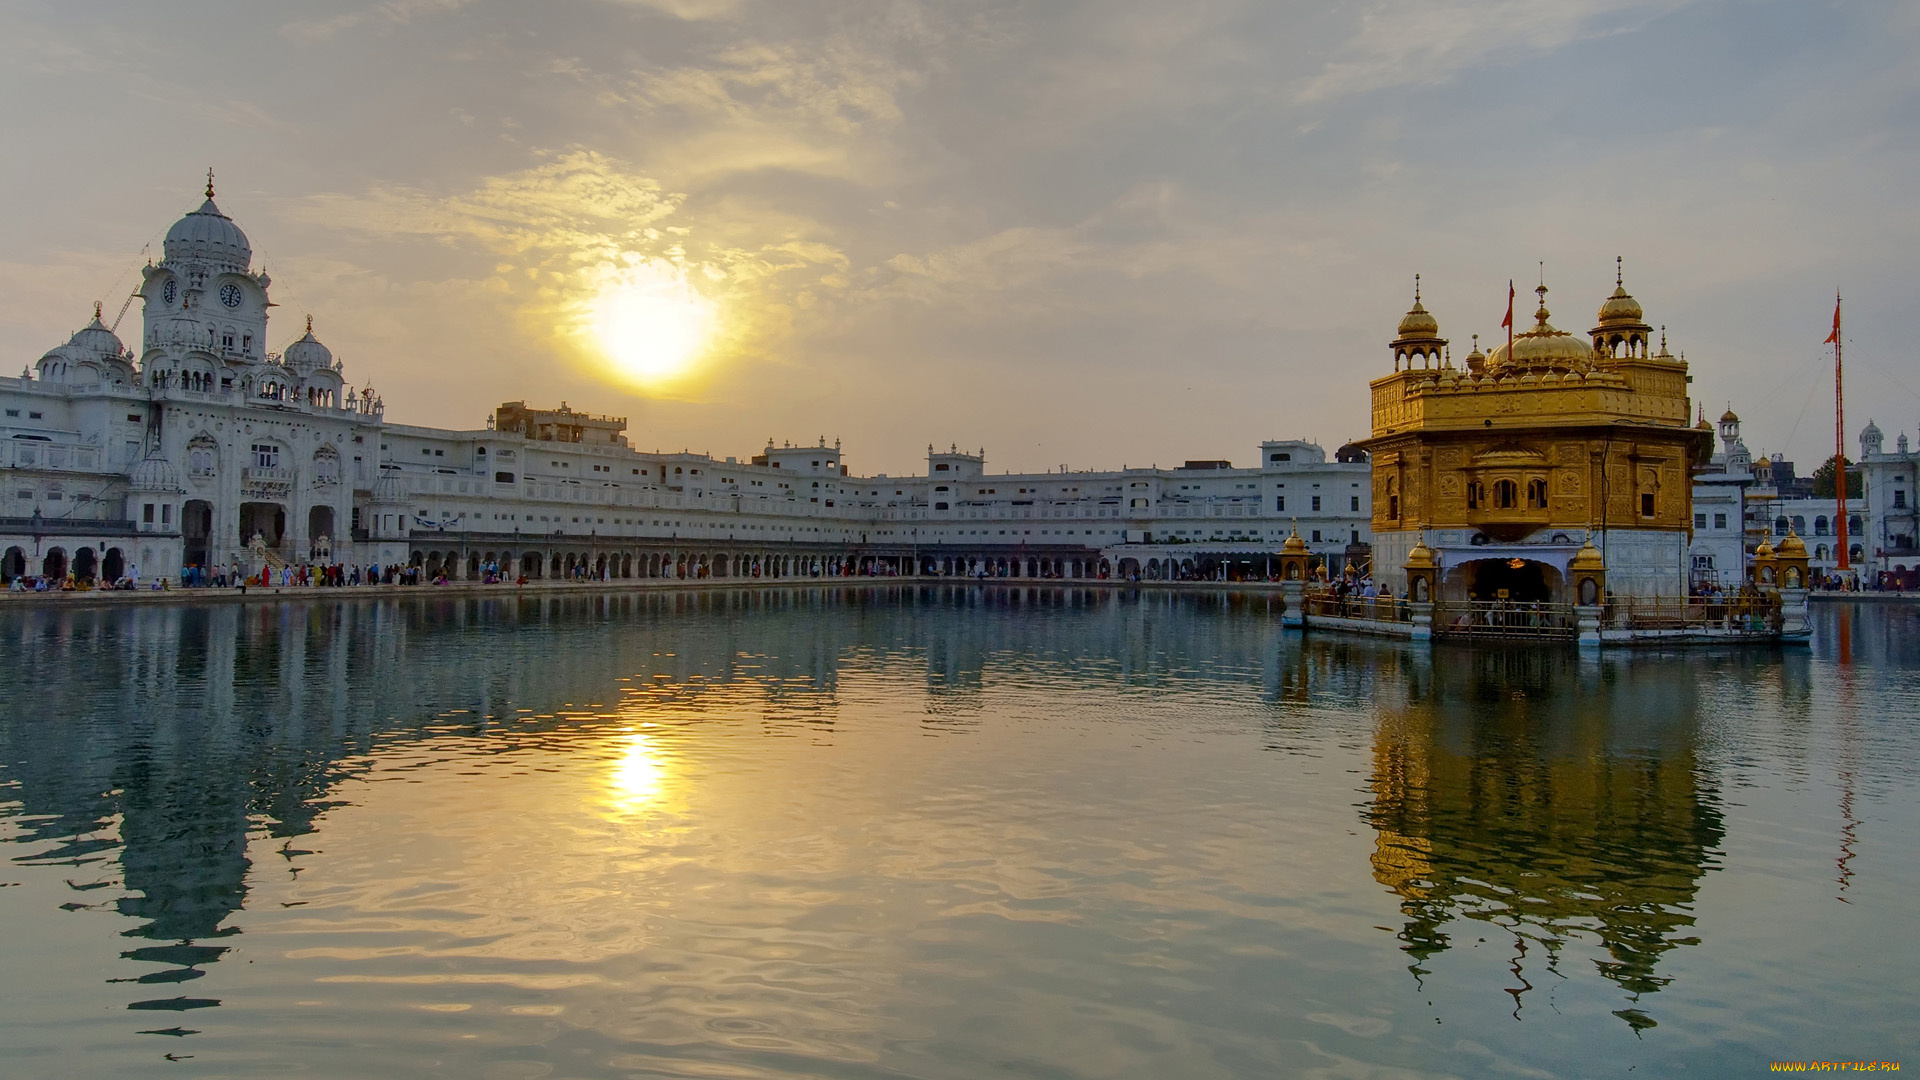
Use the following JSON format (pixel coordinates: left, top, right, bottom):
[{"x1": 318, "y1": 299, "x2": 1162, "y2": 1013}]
[{"x1": 1832, "y1": 292, "x2": 1848, "y2": 577}]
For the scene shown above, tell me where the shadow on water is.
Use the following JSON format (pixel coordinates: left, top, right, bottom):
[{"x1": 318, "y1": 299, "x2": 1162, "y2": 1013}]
[{"x1": 1342, "y1": 641, "x2": 1726, "y2": 1032}]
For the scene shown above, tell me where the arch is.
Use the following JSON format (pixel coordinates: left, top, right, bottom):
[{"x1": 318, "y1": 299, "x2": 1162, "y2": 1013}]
[
  {"x1": 1, "y1": 546, "x2": 24, "y2": 583},
  {"x1": 1444, "y1": 557, "x2": 1564, "y2": 604},
  {"x1": 550, "y1": 552, "x2": 563, "y2": 576},
  {"x1": 468, "y1": 552, "x2": 481, "y2": 579},
  {"x1": 522, "y1": 552, "x2": 543, "y2": 578},
  {"x1": 1791, "y1": 515, "x2": 1806, "y2": 534},
  {"x1": 1493, "y1": 479, "x2": 1518, "y2": 509},
  {"x1": 43, "y1": 547, "x2": 67, "y2": 580},
  {"x1": 1815, "y1": 516, "x2": 1829, "y2": 536},
  {"x1": 71, "y1": 547, "x2": 98, "y2": 583},
  {"x1": 1774, "y1": 516, "x2": 1790, "y2": 536},
  {"x1": 1526, "y1": 477, "x2": 1548, "y2": 509},
  {"x1": 103, "y1": 547, "x2": 125, "y2": 583}
]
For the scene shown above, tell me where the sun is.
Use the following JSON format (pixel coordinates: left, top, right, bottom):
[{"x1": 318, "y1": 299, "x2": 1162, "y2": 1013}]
[{"x1": 585, "y1": 259, "x2": 717, "y2": 388}]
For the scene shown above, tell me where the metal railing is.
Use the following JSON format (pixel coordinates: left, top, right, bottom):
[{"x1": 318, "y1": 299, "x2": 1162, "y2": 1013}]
[
  {"x1": 1605, "y1": 595, "x2": 1777, "y2": 633},
  {"x1": 1432, "y1": 600, "x2": 1576, "y2": 639},
  {"x1": 1302, "y1": 591, "x2": 1410, "y2": 623}
]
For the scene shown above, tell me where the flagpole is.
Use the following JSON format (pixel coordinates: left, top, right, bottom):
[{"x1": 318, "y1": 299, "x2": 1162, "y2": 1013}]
[{"x1": 1833, "y1": 291, "x2": 1848, "y2": 578}]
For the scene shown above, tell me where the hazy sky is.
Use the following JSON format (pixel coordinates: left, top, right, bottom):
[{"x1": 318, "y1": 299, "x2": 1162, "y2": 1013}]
[{"x1": 2, "y1": 0, "x2": 1915, "y2": 475}]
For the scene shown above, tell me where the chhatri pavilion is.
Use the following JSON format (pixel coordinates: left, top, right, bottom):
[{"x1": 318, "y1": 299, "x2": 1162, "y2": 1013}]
[{"x1": 1358, "y1": 266, "x2": 1715, "y2": 604}]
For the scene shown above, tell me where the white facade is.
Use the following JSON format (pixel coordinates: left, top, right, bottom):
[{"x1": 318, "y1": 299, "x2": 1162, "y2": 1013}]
[
  {"x1": 1857, "y1": 420, "x2": 1918, "y2": 583},
  {"x1": 1, "y1": 188, "x2": 1370, "y2": 585}
]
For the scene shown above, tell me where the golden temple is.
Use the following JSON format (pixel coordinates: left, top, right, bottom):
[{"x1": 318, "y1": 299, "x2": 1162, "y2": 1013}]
[{"x1": 1358, "y1": 264, "x2": 1714, "y2": 603}]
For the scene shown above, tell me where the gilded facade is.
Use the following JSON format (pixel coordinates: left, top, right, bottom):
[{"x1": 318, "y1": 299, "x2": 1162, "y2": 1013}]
[{"x1": 1359, "y1": 268, "x2": 1713, "y2": 601}]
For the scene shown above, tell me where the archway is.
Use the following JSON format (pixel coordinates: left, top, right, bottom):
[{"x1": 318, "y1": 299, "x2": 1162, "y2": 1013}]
[
  {"x1": 103, "y1": 548, "x2": 124, "y2": 583},
  {"x1": 522, "y1": 552, "x2": 543, "y2": 578},
  {"x1": 43, "y1": 547, "x2": 67, "y2": 580},
  {"x1": 308, "y1": 506, "x2": 336, "y2": 557},
  {"x1": 239, "y1": 502, "x2": 286, "y2": 549},
  {"x1": 72, "y1": 547, "x2": 98, "y2": 584},
  {"x1": 2, "y1": 546, "x2": 24, "y2": 583},
  {"x1": 1449, "y1": 558, "x2": 1562, "y2": 603},
  {"x1": 183, "y1": 499, "x2": 214, "y2": 568}
]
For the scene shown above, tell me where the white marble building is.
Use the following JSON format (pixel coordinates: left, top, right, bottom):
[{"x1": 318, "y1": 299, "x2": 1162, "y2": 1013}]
[{"x1": 2, "y1": 185, "x2": 1369, "y2": 585}]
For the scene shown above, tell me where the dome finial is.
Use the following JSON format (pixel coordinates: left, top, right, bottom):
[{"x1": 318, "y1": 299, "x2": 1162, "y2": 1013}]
[
  {"x1": 93, "y1": 300, "x2": 102, "y2": 321},
  {"x1": 206, "y1": 167, "x2": 215, "y2": 200},
  {"x1": 1413, "y1": 272, "x2": 1421, "y2": 303},
  {"x1": 306, "y1": 314, "x2": 313, "y2": 335},
  {"x1": 1616, "y1": 255, "x2": 1623, "y2": 288}
]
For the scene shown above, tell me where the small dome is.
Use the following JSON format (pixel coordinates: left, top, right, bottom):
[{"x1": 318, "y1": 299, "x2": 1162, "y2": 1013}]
[
  {"x1": 1334, "y1": 442, "x2": 1369, "y2": 464},
  {"x1": 1397, "y1": 300, "x2": 1439, "y2": 338},
  {"x1": 1404, "y1": 538, "x2": 1436, "y2": 569},
  {"x1": 1862, "y1": 419, "x2": 1883, "y2": 441},
  {"x1": 163, "y1": 180, "x2": 252, "y2": 269},
  {"x1": 371, "y1": 469, "x2": 408, "y2": 504},
  {"x1": 128, "y1": 450, "x2": 181, "y2": 493},
  {"x1": 1281, "y1": 527, "x2": 1309, "y2": 554},
  {"x1": 1754, "y1": 536, "x2": 1775, "y2": 559},
  {"x1": 1777, "y1": 530, "x2": 1807, "y2": 557},
  {"x1": 1569, "y1": 536, "x2": 1605, "y2": 571},
  {"x1": 1720, "y1": 408, "x2": 1739, "y2": 424},
  {"x1": 70, "y1": 304, "x2": 129, "y2": 360},
  {"x1": 1596, "y1": 285, "x2": 1644, "y2": 325},
  {"x1": 284, "y1": 316, "x2": 334, "y2": 371}
]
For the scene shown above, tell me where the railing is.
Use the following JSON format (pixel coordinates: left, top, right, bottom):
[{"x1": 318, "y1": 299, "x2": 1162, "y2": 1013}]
[
  {"x1": 1432, "y1": 600, "x2": 1576, "y2": 639},
  {"x1": 1606, "y1": 595, "x2": 1776, "y2": 633},
  {"x1": 5, "y1": 443, "x2": 102, "y2": 471},
  {"x1": 1302, "y1": 591, "x2": 1410, "y2": 623}
]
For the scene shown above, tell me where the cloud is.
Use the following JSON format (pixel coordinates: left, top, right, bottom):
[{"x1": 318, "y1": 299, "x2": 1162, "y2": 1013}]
[
  {"x1": 282, "y1": 0, "x2": 477, "y2": 42},
  {"x1": 301, "y1": 150, "x2": 850, "y2": 396},
  {"x1": 1297, "y1": 0, "x2": 1686, "y2": 102}
]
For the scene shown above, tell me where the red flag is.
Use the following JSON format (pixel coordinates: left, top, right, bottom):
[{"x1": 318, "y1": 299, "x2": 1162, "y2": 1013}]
[
  {"x1": 1824, "y1": 297, "x2": 1840, "y2": 343},
  {"x1": 1500, "y1": 281, "x2": 1515, "y2": 329}
]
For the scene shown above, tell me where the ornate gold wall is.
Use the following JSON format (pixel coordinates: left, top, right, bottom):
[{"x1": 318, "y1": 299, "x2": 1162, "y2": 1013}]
[{"x1": 1360, "y1": 279, "x2": 1712, "y2": 544}]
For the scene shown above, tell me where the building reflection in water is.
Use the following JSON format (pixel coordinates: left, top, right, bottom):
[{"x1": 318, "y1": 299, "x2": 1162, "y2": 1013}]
[
  {"x1": 0, "y1": 585, "x2": 1287, "y2": 1035},
  {"x1": 1356, "y1": 643, "x2": 1725, "y2": 1030}
]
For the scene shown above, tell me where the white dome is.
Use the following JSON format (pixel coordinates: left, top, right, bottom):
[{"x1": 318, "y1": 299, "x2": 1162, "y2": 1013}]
[
  {"x1": 68, "y1": 306, "x2": 129, "y2": 361},
  {"x1": 284, "y1": 317, "x2": 334, "y2": 371},
  {"x1": 129, "y1": 451, "x2": 181, "y2": 492},
  {"x1": 164, "y1": 196, "x2": 252, "y2": 270},
  {"x1": 371, "y1": 469, "x2": 408, "y2": 504}
]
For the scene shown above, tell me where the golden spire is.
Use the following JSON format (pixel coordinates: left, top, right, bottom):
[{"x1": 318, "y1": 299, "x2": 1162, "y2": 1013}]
[
  {"x1": 306, "y1": 314, "x2": 314, "y2": 335},
  {"x1": 94, "y1": 300, "x2": 103, "y2": 321},
  {"x1": 205, "y1": 167, "x2": 215, "y2": 200}
]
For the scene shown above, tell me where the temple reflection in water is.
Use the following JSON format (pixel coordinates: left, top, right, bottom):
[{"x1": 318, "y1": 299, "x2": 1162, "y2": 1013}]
[{"x1": 1358, "y1": 644, "x2": 1725, "y2": 1029}]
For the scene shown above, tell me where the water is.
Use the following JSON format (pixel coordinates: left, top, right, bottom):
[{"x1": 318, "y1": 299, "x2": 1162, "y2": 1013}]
[{"x1": 0, "y1": 587, "x2": 1914, "y2": 1078}]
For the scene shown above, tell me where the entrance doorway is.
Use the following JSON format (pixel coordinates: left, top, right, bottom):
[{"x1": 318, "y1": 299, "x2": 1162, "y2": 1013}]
[
  {"x1": 239, "y1": 502, "x2": 285, "y2": 549},
  {"x1": 1455, "y1": 558, "x2": 1559, "y2": 603}
]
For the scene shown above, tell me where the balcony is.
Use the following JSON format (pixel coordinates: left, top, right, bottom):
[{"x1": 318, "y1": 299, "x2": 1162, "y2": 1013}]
[{"x1": 1464, "y1": 505, "x2": 1555, "y2": 543}]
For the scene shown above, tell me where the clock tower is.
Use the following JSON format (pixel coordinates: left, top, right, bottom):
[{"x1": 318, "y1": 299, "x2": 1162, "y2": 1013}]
[{"x1": 138, "y1": 171, "x2": 274, "y2": 382}]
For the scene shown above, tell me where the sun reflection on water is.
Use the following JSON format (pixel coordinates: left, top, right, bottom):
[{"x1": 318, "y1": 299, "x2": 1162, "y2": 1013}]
[{"x1": 606, "y1": 728, "x2": 669, "y2": 810}]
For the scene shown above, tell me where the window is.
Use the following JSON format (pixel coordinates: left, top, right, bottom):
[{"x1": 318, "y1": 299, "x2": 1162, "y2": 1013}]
[
  {"x1": 1276, "y1": 496, "x2": 1285, "y2": 511},
  {"x1": 1898, "y1": 490, "x2": 1909, "y2": 509},
  {"x1": 1350, "y1": 496, "x2": 1360, "y2": 511},
  {"x1": 935, "y1": 502, "x2": 949, "y2": 510},
  {"x1": 1270, "y1": 453, "x2": 1290, "y2": 462},
  {"x1": 28, "y1": 411, "x2": 42, "y2": 419},
  {"x1": 1311, "y1": 496, "x2": 1321, "y2": 511},
  {"x1": 162, "y1": 505, "x2": 171, "y2": 525},
  {"x1": 495, "y1": 472, "x2": 515, "y2": 484},
  {"x1": 1467, "y1": 481, "x2": 1483, "y2": 509},
  {"x1": 1494, "y1": 480, "x2": 1518, "y2": 509},
  {"x1": 1695, "y1": 513, "x2": 1707, "y2": 529},
  {"x1": 1643, "y1": 492, "x2": 1657, "y2": 518},
  {"x1": 1311, "y1": 529, "x2": 1321, "y2": 542},
  {"x1": 127, "y1": 413, "x2": 142, "y2": 423},
  {"x1": 1714, "y1": 513, "x2": 1727, "y2": 529},
  {"x1": 935, "y1": 463, "x2": 949, "y2": 471},
  {"x1": 3, "y1": 409, "x2": 14, "y2": 417},
  {"x1": 143, "y1": 504, "x2": 155, "y2": 524},
  {"x1": 1526, "y1": 478, "x2": 1548, "y2": 509},
  {"x1": 251, "y1": 443, "x2": 279, "y2": 468}
]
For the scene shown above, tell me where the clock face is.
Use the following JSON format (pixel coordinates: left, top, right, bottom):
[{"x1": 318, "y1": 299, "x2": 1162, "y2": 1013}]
[
  {"x1": 219, "y1": 283, "x2": 244, "y2": 309},
  {"x1": 162, "y1": 280, "x2": 177, "y2": 306}
]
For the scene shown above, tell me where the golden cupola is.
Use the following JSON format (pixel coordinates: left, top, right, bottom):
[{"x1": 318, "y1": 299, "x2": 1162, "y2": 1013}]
[
  {"x1": 1484, "y1": 283, "x2": 1597, "y2": 374},
  {"x1": 1390, "y1": 275, "x2": 1447, "y2": 370},
  {"x1": 1591, "y1": 257, "x2": 1654, "y2": 358}
]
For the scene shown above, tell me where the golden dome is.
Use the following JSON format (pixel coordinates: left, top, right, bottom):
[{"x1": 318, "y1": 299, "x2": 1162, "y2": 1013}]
[
  {"x1": 1594, "y1": 257, "x2": 1647, "y2": 325},
  {"x1": 1281, "y1": 527, "x2": 1309, "y2": 554},
  {"x1": 1569, "y1": 536, "x2": 1606, "y2": 572},
  {"x1": 1719, "y1": 408, "x2": 1739, "y2": 424},
  {"x1": 1777, "y1": 529, "x2": 1807, "y2": 557},
  {"x1": 1404, "y1": 538, "x2": 1436, "y2": 569},
  {"x1": 1754, "y1": 536, "x2": 1775, "y2": 559},
  {"x1": 1397, "y1": 299, "x2": 1439, "y2": 338},
  {"x1": 1485, "y1": 285, "x2": 1596, "y2": 372}
]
